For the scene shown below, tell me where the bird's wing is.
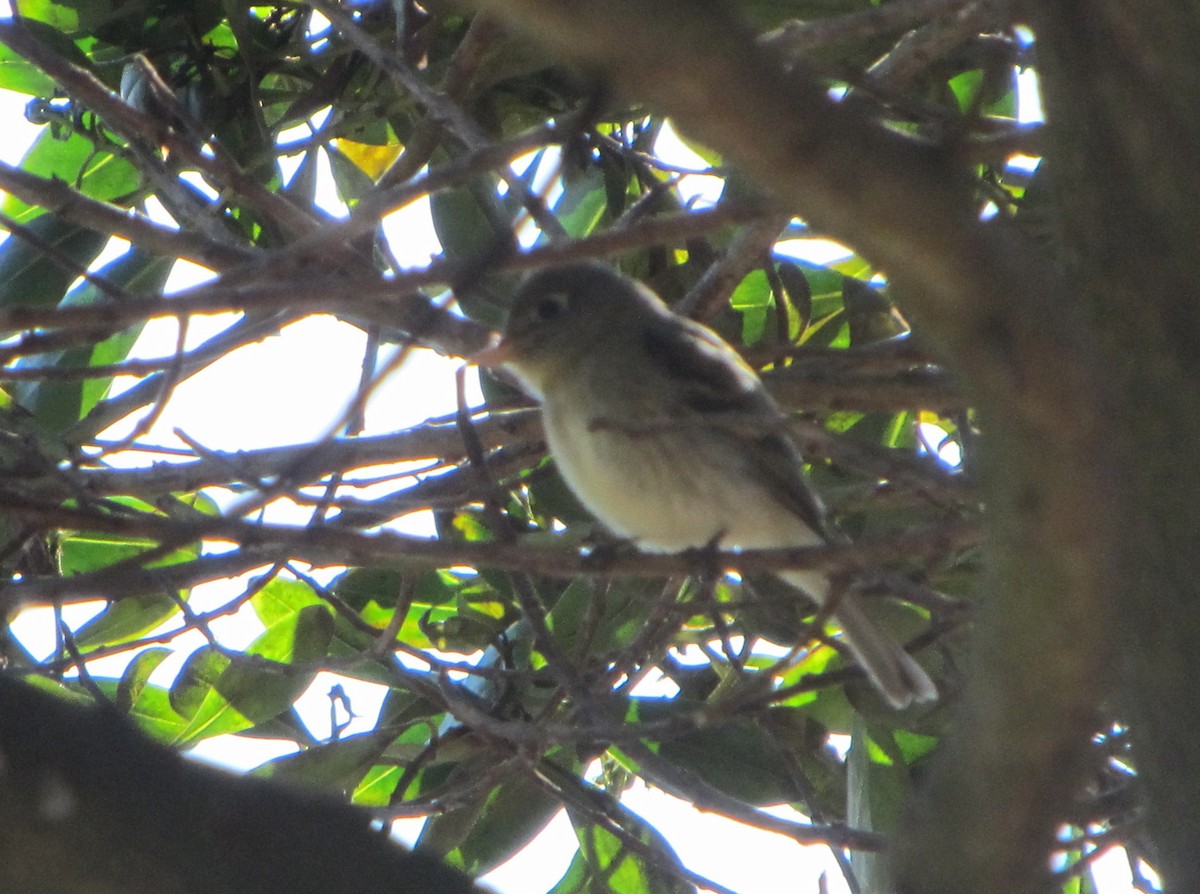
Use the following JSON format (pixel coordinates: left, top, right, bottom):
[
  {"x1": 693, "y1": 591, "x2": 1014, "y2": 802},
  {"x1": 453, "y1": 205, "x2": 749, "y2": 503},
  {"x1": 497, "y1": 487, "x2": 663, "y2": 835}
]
[{"x1": 642, "y1": 316, "x2": 831, "y2": 537}]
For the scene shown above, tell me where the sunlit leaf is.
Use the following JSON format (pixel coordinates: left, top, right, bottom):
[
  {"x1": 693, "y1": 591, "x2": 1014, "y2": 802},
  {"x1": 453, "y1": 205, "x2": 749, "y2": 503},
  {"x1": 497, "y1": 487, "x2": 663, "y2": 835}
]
[
  {"x1": 332, "y1": 138, "x2": 401, "y2": 183},
  {"x1": 72, "y1": 595, "x2": 183, "y2": 649},
  {"x1": 1, "y1": 129, "x2": 140, "y2": 222},
  {"x1": 115, "y1": 646, "x2": 172, "y2": 712},
  {"x1": 173, "y1": 604, "x2": 333, "y2": 744},
  {"x1": 562, "y1": 798, "x2": 692, "y2": 894}
]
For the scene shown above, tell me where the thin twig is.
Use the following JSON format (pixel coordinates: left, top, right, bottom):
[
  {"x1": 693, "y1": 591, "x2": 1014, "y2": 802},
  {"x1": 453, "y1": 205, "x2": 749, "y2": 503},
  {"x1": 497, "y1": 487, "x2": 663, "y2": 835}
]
[
  {"x1": 761, "y1": 0, "x2": 983, "y2": 55},
  {"x1": 0, "y1": 161, "x2": 255, "y2": 269},
  {"x1": 0, "y1": 493, "x2": 981, "y2": 608}
]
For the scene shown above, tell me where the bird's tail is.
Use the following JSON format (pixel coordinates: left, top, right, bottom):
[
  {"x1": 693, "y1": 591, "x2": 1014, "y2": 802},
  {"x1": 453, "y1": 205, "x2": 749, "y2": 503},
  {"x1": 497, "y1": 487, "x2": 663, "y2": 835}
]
[
  {"x1": 827, "y1": 593, "x2": 938, "y2": 709},
  {"x1": 780, "y1": 570, "x2": 938, "y2": 709}
]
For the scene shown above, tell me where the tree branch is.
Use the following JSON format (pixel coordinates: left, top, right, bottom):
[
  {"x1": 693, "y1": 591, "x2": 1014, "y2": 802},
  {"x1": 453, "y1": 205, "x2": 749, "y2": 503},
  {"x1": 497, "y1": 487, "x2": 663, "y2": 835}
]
[
  {"x1": 0, "y1": 493, "x2": 980, "y2": 609},
  {"x1": 761, "y1": 0, "x2": 984, "y2": 55},
  {"x1": 0, "y1": 675, "x2": 482, "y2": 894},
  {"x1": 0, "y1": 163, "x2": 255, "y2": 269}
]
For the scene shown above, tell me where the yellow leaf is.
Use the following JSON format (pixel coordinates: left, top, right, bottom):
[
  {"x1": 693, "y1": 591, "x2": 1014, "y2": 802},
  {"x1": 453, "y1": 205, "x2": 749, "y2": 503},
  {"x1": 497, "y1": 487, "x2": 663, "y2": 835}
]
[{"x1": 332, "y1": 139, "x2": 403, "y2": 181}]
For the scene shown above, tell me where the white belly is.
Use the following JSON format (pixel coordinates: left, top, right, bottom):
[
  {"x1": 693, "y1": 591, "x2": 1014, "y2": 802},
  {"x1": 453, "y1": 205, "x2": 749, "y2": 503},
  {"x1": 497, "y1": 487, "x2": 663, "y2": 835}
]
[{"x1": 542, "y1": 402, "x2": 822, "y2": 555}]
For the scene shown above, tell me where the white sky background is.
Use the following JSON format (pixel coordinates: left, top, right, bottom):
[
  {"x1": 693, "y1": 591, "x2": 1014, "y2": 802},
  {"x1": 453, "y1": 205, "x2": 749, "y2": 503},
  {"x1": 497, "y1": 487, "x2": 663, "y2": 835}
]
[{"x1": 0, "y1": 11, "x2": 1146, "y2": 893}]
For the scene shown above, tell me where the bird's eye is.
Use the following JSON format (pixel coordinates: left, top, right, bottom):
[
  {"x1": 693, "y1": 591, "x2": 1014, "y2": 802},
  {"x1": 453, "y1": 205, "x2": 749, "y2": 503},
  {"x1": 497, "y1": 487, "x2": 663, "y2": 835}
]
[{"x1": 534, "y1": 293, "x2": 569, "y2": 322}]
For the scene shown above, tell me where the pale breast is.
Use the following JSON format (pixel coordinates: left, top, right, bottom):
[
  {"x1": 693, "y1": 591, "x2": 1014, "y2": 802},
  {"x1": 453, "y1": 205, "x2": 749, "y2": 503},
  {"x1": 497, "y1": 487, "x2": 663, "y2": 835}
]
[{"x1": 542, "y1": 401, "x2": 823, "y2": 555}]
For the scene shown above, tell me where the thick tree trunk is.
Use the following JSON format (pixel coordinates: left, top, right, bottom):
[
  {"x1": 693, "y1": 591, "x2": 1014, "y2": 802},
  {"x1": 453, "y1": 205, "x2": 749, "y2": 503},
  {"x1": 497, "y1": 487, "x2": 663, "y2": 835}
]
[{"x1": 1031, "y1": 2, "x2": 1200, "y2": 890}]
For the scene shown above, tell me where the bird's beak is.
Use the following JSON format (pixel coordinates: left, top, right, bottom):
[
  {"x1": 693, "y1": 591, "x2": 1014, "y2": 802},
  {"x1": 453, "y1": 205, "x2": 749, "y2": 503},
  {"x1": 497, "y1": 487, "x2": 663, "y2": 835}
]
[{"x1": 470, "y1": 334, "x2": 514, "y2": 368}]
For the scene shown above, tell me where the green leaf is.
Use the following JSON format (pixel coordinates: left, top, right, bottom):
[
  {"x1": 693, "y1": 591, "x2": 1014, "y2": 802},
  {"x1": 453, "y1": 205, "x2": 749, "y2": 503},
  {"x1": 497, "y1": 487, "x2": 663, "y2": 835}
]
[
  {"x1": 545, "y1": 577, "x2": 662, "y2": 656},
  {"x1": 839, "y1": 410, "x2": 910, "y2": 451},
  {"x1": 249, "y1": 602, "x2": 335, "y2": 665},
  {"x1": 173, "y1": 603, "x2": 334, "y2": 744},
  {"x1": 173, "y1": 660, "x2": 290, "y2": 744},
  {"x1": 849, "y1": 721, "x2": 916, "y2": 825},
  {"x1": 333, "y1": 566, "x2": 495, "y2": 655},
  {"x1": 14, "y1": 671, "x2": 96, "y2": 707},
  {"x1": 776, "y1": 260, "x2": 812, "y2": 335},
  {"x1": 348, "y1": 709, "x2": 463, "y2": 808},
  {"x1": 947, "y1": 68, "x2": 1018, "y2": 119},
  {"x1": 0, "y1": 43, "x2": 57, "y2": 95},
  {"x1": 255, "y1": 729, "x2": 394, "y2": 793},
  {"x1": 12, "y1": 0, "x2": 85, "y2": 33},
  {"x1": 128, "y1": 682, "x2": 191, "y2": 741},
  {"x1": 416, "y1": 761, "x2": 492, "y2": 860},
  {"x1": 847, "y1": 716, "x2": 882, "y2": 888},
  {"x1": 449, "y1": 509, "x2": 492, "y2": 543},
  {"x1": 526, "y1": 466, "x2": 597, "y2": 531},
  {"x1": 1, "y1": 128, "x2": 140, "y2": 222},
  {"x1": 0, "y1": 214, "x2": 108, "y2": 309},
  {"x1": 848, "y1": 724, "x2": 916, "y2": 891},
  {"x1": 421, "y1": 752, "x2": 576, "y2": 875},
  {"x1": 948, "y1": 70, "x2": 984, "y2": 113},
  {"x1": 212, "y1": 95, "x2": 278, "y2": 187},
  {"x1": 115, "y1": 646, "x2": 172, "y2": 713},
  {"x1": 549, "y1": 166, "x2": 607, "y2": 239},
  {"x1": 175, "y1": 490, "x2": 221, "y2": 516},
  {"x1": 658, "y1": 719, "x2": 805, "y2": 806},
  {"x1": 352, "y1": 764, "x2": 404, "y2": 807},
  {"x1": 842, "y1": 276, "x2": 909, "y2": 346},
  {"x1": 72, "y1": 594, "x2": 183, "y2": 649},
  {"x1": 76, "y1": 252, "x2": 173, "y2": 415},
  {"x1": 2, "y1": 15, "x2": 97, "y2": 87},
  {"x1": 251, "y1": 576, "x2": 324, "y2": 627},
  {"x1": 891, "y1": 729, "x2": 940, "y2": 763},
  {"x1": 59, "y1": 528, "x2": 196, "y2": 577},
  {"x1": 169, "y1": 646, "x2": 230, "y2": 720},
  {"x1": 731, "y1": 268, "x2": 772, "y2": 344},
  {"x1": 560, "y1": 799, "x2": 691, "y2": 894},
  {"x1": 430, "y1": 170, "x2": 506, "y2": 263},
  {"x1": 253, "y1": 574, "x2": 386, "y2": 668},
  {"x1": 262, "y1": 571, "x2": 418, "y2": 682},
  {"x1": 334, "y1": 565, "x2": 410, "y2": 612},
  {"x1": 12, "y1": 249, "x2": 172, "y2": 439}
]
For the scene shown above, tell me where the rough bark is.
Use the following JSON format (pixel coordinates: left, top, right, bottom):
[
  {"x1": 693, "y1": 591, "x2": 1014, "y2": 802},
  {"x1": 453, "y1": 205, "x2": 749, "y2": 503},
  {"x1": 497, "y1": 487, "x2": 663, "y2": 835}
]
[{"x1": 1031, "y1": 1, "x2": 1200, "y2": 889}]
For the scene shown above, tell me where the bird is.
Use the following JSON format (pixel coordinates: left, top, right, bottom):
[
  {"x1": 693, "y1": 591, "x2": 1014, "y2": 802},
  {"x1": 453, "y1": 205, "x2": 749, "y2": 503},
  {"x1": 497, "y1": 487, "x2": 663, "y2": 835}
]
[{"x1": 475, "y1": 261, "x2": 937, "y2": 709}]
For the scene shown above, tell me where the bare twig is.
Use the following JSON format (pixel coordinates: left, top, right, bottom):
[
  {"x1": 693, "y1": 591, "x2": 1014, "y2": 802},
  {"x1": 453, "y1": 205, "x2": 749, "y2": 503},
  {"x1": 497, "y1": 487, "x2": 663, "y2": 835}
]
[
  {"x1": 0, "y1": 162, "x2": 254, "y2": 269},
  {"x1": 620, "y1": 739, "x2": 888, "y2": 851},
  {"x1": 761, "y1": 0, "x2": 983, "y2": 55},
  {"x1": 0, "y1": 494, "x2": 981, "y2": 609}
]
